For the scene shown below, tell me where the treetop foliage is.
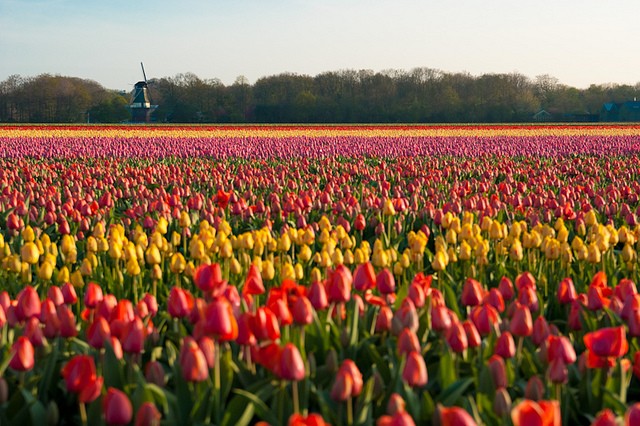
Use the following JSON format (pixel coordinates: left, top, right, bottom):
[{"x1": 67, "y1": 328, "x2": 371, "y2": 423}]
[{"x1": 1, "y1": 69, "x2": 639, "y2": 123}]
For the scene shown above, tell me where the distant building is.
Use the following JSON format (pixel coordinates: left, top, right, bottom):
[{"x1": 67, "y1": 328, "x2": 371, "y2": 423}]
[
  {"x1": 532, "y1": 109, "x2": 552, "y2": 122},
  {"x1": 601, "y1": 100, "x2": 640, "y2": 122}
]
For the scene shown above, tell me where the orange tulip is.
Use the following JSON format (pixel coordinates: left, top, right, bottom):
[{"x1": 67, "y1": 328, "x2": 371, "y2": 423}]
[{"x1": 511, "y1": 399, "x2": 560, "y2": 426}]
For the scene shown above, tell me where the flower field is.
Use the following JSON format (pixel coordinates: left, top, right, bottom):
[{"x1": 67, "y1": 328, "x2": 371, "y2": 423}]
[{"x1": 2, "y1": 124, "x2": 640, "y2": 425}]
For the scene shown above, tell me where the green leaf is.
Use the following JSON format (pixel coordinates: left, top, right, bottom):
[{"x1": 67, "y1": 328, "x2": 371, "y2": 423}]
[
  {"x1": 38, "y1": 338, "x2": 61, "y2": 403},
  {"x1": 231, "y1": 388, "x2": 280, "y2": 426},
  {"x1": 438, "y1": 351, "x2": 457, "y2": 390},
  {"x1": 221, "y1": 392, "x2": 256, "y2": 426},
  {"x1": 103, "y1": 340, "x2": 125, "y2": 389},
  {"x1": 437, "y1": 377, "x2": 474, "y2": 406}
]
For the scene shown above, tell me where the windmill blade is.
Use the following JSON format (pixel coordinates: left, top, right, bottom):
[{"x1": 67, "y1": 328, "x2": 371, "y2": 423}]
[{"x1": 141, "y1": 62, "x2": 148, "y2": 84}]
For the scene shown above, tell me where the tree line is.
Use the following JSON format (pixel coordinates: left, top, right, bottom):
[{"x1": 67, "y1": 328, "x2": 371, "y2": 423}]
[{"x1": 1, "y1": 69, "x2": 639, "y2": 123}]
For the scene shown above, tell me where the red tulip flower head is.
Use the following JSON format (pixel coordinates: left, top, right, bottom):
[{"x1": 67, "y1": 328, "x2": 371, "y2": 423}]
[{"x1": 104, "y1": 387, "x2": 133, "y2": 426}]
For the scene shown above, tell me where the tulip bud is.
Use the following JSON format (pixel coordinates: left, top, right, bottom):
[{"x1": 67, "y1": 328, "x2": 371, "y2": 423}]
[
  {"x1": 104, "y1": 387, "x2": 133, "y2": 426},
  {"x1": 47, "y1": 401, "x2": 60, "y2": 426},
  {"x1": 135, "y1": 402, "x2": 162, "y2": 426},
  {"x1": 493, "y1": 387, "x2": 512, "y2": 417}
]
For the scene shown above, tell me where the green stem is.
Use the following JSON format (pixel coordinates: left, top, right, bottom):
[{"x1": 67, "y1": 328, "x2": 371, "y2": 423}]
[
  {"x1": 347, "y1": 396, "x2": 353, "y2": 426},
  {"x1": 292, "y1": 380, "x2": 300, "y2": 414},
  {"x1": 79, "y1": 402, "x2": 87, "y2": 426},
  {"x1": 214, "y1": 340, "x2": 221, "y2": 423}
]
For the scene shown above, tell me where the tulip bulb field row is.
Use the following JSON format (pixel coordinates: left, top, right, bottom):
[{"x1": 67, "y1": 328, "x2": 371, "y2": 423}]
[{"x1": 2, "y1": 124, "x2": 640, "y2": 425}]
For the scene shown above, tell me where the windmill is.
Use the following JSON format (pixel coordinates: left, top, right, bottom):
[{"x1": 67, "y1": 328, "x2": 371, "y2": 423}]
[{"x1": 128, "y1": 62, "x2": 158, "y2": 123}]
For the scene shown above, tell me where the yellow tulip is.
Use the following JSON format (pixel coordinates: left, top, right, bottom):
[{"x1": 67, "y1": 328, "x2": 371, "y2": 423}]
[
  {"x1": 431, "y1": 249, "x2": 448, "y2": 271},
  {"x1": 383, "y1": 199, "x2": 396, "y2": 216},
  {"x1": 587, "y1": 243, "x2": 601, "y2": 264},
  {"x1": 126, "y1": 258, "x2": 141, "y2": 276},
  {"x1": 21, "y1": 242, "x2": 40, "y2": 264},
  {"x1": 80, "y1": 258, "x2": 92, "y2": 276},
  {"x1": 70, "y1": 270, "x2": 84, "y2": 288},
  {"x1": 37, "y1": 261, "x2": 54, "y2": 280},
  {"x1": 57, "y1": 266, "x2": 70, "y2": 283},
  {"x1": 230, "y1": 257, "x2": 242, "y2": 275},
  {"x1": 179, "y1": 211, "x2": 191, "y2": 228},
  {"x1": 92, "y1": 221, "x2": 106, "y2": 238},
  {"x1": 294, "y1": 263, "x2": 304, "y2": 280},
  {"x1": 509, "y1": 240, "x2": 523, "y2": 261},
  {"x1": 261, "y1": 259, "x2": 275, "y2": 281},
  {"x1": 281, "y1": 262, "x2": 296, "y2": 281},
  {"x1": 220, "y1": 240, "x2": 233, "y2": 258},
  {"x1": 459, "y1": 240, "x2": 472, "y2": 260},
  {"x1": 622, "y1": 243, "x2": 636, "y2": 263},
  {"x1": 145, "y1": 244, "x2": 162, "y2": 265},
  {"x1": 22, "y1": 226, "x2": 35, "y2": 243},
  {"x1": 156, "y1": 217, "x2": 168, "y2": 235}
]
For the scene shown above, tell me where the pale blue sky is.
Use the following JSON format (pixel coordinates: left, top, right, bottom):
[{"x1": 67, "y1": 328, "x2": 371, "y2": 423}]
[{"x1": 1, "y1": 0, "x2": 639, "y2": 90}]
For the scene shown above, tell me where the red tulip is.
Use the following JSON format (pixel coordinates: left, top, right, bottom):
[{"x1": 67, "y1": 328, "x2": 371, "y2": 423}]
[
  {"x1": 251, "y1": 306, "x2": 281, "y2": 341},
  {"x1": 62, "y1": 354, "x2": 102, "y2": 403},
  {"x1": 327, "y1": 265, "x2": 352, "y2": 303},
  {"x1": 446, "y1": 321, "x2": 468, "y2": 353},
  {"x1": 204, "y1": 297, "x2": 238, "y2": 341},
  {"x1": 16, "y1": 285, "x2": 41, "y2": 321},
  {"x1": 484, "y1": 288, "x2": 505, "y2": 313},
  {"x1": 61, "y1": 283, "x2": 78, "y2": 304},
  {"x1": 591, "y1": 409, "x2": 616, "y2": 426},
  {"x1": 531, "y1": 316, "x2": 550, "y2": 347},
  {"x1": 47, "y1": 286, "x2": 65, "y2": 306},
  {"x1": 57, "y1": 304, "x2": 78, "y2": 337},
  {"x1": 145, "y1": 360, "x2": 166, "y2": 387},
  {"x1": 469, "y1": 304, "x2": 500, "y2": 336},
  {"x1": 9, "y1": 336, "x2": 35, "y2": 371},
  {"x1": 547, "y1": 358, "x2": 568, "y2": 384},
  {"x1": 87, "y1": 316, "x2": 111, "y2": 349},
  {"x1": 353, "y1": 262, "x2": 376, "y2": 292},
  {"x1": 375, "y1": 305, "x2": 393, "y2": 333},
  {"x1": 330, "y1": 368, "x2": 353, "y2": 402},
  {"x1": 168, "y1": 287, "x2": 194, "y2": 319},
  {"x1": 510, "y1": 303, "x2": 533, "y2": 337},
  {"x1": 626, "y1": 403, "x2": 640, "y2": 426},
  {"x1": 511, "y1": 399, "x2": 560, "y2": 426},
  {"x1": 179, "y1": 337, "x2": 209, "y2": 382},
  {"x1": 198, "y1": 336, "x2": 216, "y2": 369},
  {"x1": 104, "y1": 387, "x2": 133, "y2": 426},
  {"x1": 557, "y1": 277, "x2": 577, "y2": 304},
  {"x1": 376, "y1": 268, "x2": 396, "y2": 295},
  {"x1": 463, "y1": 320, "x2": 481, "y2": 348},
  {"x1": 584, "y1": 326, "x2": 628, "y2": 368},
  {"x1": 377, "y1": 411, "x2": 417, "y2": 426},
  {"x1": 135, "y1": 402, "x2": 162, "y2": 426},
  {"x1": 194, "y1": 263, "x2": 227, "y2": 296},
  {"x1": 431, "y1": 306, "x2": 452, "y2": 333},
  {"x1": 292, "y1": 295, "x2": 314, "y2": 326},
  {"x1": 545, "y1": 335, "x2": 576, "y2": 365},
  {"x1": 243, "y1": 264, "x2": 265, "y2": 295},
  {"x1": 461, "y1": 278, "x2": 484, "y2": 307},
  {"x1": 437, "y1": 405, "x2": 477, "y2": 426},
  {"x1": 236, "y1": 312, "x2": 257, "y2": 346},
  {"x1": 488, "y1": 354, "x2": 507, "y2": 389},
  {"x1": 84, "y1": 282, "x2": 104, "y2": 308},
  {"x1": 515, "y1": 272, "x2": 536, "y2": 291},
  {"x1": 142, "y1": 293, "x2": 158, "y2": 317},
  {"x1": 308, "y1": 280, "x2": 328, "y2": 310},
  {"x1": 498, "y1": 276, "x2": 515, "y2": 301},
  {"x1": 397, "y1": 328, "x2": 420, "y2": 357},
  {"x1": 121, "y1": 315, "x2": 146, "y2": 354},
  {"x1": 279, "y1": 343, "x2": 306, "y2": 381},
  {"x1": 402, "y1": 351, "x2": 428, "y2": 387}
]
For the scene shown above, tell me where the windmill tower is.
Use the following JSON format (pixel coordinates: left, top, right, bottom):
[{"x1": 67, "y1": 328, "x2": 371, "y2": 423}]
[{"x1": 129, "y1": 62, "x2": 158, "y2": 123}]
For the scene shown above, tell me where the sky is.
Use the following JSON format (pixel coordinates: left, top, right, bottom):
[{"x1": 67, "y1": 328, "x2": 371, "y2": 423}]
[{"x1": 1, "y1": 0, "x2": 640, "y2": 91}]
